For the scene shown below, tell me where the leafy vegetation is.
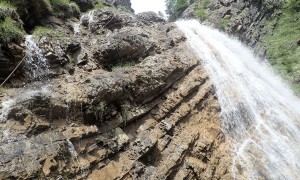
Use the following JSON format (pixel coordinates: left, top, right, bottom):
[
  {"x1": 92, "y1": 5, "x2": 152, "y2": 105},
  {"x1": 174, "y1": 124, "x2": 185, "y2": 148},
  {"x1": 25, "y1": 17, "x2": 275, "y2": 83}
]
[
  {"x1": 0, "y1": 17, "x2": 24, "y2": 43},
  {"x1": 49, "y1": 0, "x2": 80, "y2": 18},
  {"x1": 263, "y1": 1, "x2": 300, "y2": 94},
  {"x1": 195, "y1": 6, "x2": 208, "y2": 20},
  {"x1": 0, "y1": 0, "x2": 16, "y2": 10},
  {"x1": 33, "y1": 26, "x2": 65, "y2": 37},
  {"x1": 165, "y1": 0, "x2": 189, "y2": 21},
  {"x1": 195, "y1": 0, "x2": 211, "y2": 21},
  {"x1": 111, "y1": 62, "x2": 135, "y2": 71}
]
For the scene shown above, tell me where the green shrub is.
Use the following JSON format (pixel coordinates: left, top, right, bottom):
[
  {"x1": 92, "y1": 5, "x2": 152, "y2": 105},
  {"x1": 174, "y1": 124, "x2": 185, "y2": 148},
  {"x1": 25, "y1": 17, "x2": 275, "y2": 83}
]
[
  {"x1": 50, "y1": 0, "x2": 72, "y2": 6},
  {"x1": 289, "y1": 0, "x2": 300, "y2": 11},
  {"x1": 194, "y1": 0, "x2": 211, "y2": 21},
  {"x1": 0, "y1": 0, "x2": 16, "y2": 10},
  {"x1": 94, "y1": 0, "x2": 105, "y2": 9},
  {"x1": 33, "y1": 26, "x2": 65, "y2": 37},
  {"x1": 195, "y1": 6, "x2": 208, "y2": 20},
  {"x1": 0, "y1": 17, "x2": 24, "y2": 43},
  {"x1": 175, "y1": 0, "x2": 189, "y2": 17},
  {"x1": 165, "y1": 0, "x2": 189, "y2": 20}
]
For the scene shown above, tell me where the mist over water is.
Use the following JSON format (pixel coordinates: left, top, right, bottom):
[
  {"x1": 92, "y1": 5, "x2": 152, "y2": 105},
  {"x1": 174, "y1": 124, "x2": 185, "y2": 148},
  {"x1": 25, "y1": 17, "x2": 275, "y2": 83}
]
[{"x1": 176, "y1": 20, "x2": 300, "y2": 179}]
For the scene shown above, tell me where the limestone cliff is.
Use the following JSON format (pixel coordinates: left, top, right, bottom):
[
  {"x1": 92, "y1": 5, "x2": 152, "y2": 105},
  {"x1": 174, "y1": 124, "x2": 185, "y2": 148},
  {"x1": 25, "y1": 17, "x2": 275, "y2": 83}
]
[{"x1": 0, "y1": 3, "x2": 231, "y2": 180}]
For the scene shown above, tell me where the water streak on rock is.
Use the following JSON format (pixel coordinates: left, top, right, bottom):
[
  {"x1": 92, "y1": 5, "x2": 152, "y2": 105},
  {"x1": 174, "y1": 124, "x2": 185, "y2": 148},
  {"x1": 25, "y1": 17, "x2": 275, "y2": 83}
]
[{"x1": 24, "y1": 35, "x2": 49, "y2": 81}]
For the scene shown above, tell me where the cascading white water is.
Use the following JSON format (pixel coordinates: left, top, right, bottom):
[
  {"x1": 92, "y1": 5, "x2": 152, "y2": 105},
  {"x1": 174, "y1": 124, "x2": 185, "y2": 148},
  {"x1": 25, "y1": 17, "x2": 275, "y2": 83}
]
[
  {"x1": 24, "y1": 35, "x2": 49, "y2": 81},
  {"x1": 87, "y1": 10, "x2": 95, "y2": 30},
  {"x1": 0, "y1": 35, "x2": 51, "y2": 121},
  {"x1": 176, "y1": 20, "x2": 300, "y2": 179},
  {"x1": 73, "y1": 15, "x2": 84, "y2": 35},
  {"x1": 72, "y1": 10, "x2": 95, "y2": 35}
]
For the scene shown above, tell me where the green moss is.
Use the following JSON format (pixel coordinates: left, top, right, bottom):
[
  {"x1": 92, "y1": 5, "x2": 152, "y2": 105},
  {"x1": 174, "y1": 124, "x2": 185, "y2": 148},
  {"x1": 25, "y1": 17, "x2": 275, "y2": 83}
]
[
  {"x1": 33, "y1": 26, "x2": 65, "y2": 37},
  {"x1": 111, "y1": 62, "x2": 135, "y2": 71},
  {"x1": 95, "y1": 101, "x2": 107, "y2": 123},
  {"x1": 0, "y1": 0, "x2": 16, "y2": 10},
  {"x1": 0, "y1": 17, "x2": 24, "y2": 43},
  {"x1": 263, "y1": 1, "x2": 300, "y2": 94}
]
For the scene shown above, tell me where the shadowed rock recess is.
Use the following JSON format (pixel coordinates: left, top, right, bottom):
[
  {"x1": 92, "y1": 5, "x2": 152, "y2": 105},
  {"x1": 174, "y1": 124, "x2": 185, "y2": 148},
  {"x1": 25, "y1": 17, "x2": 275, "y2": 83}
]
[{"x1": 0, "y1": 4, "x2": 231, "y2": 180}]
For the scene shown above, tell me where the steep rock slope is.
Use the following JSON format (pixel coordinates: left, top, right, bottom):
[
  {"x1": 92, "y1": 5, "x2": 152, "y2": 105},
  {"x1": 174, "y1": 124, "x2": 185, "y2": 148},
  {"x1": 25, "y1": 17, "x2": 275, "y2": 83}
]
[
  {"x1": 0, "y1": 7, "x2": 231, "y2": 180},
  {"x1": 182, "y1": 0, "x2": 284, "y2": 55}
]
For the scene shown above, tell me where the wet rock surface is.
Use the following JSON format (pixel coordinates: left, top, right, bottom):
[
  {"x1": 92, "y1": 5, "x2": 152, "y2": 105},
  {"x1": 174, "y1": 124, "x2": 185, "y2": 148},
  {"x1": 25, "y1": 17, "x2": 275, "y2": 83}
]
[{"x1": 0, "y1": 7, "x2": 231, "y2": 179}]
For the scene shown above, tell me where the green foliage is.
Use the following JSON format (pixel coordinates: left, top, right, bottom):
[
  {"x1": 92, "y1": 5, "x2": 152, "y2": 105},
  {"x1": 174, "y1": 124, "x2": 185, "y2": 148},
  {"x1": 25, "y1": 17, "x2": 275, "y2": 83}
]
[
  {"x1": 0, "y1": 0, "x2": 16, "y2": 10},
  {"x1": 220, "y1": 19, "x2": 229, "y2": 30},
  {"x1": 49, "y1": 0, "x2": 80, "y2": 18},
  {"x1": 165, "y1": 0, "x2": 189, "y2": 21},
  {"x1": 263, "y1": 1, "x2": 300, "y2": 94},
  {"x1": 0, "y1": 17, "x2": 24, "y2": 43},
  {"x1": 165, "y1": 0, "x2": 176, "y2": 21},
  {"x1": 50, "y1": 0, "x2": 72, "y2": 5},
  {"x1": 289, "y1": 0, "x2": 300, "y2": 11},
  {"x1": 195, "y1": 0, "x2": 211, "y2": 21},
  {"x1": 175, "y1": 0, "x2": 189, "y2": 16},
  {"x1": 33, "y1": 26, "x2": 65, "y2": 37},
  {"x1": 94, "y1": 0, "x2": 105, "y2": 9},
  {"x1": 94, "y1": 101, "x2": 107, "y2": 123},
  {"x1": 111, "y1": 62, "x2": 135, "y2": 71},
  {"x1": 195, "y1": 6, "x2": 208, "y2": 20}
]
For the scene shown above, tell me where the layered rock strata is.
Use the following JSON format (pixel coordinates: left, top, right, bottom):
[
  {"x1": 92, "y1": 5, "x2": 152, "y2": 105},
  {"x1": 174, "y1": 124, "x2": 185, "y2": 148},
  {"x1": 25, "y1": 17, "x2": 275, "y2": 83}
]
[{"x1": 0, "y1": 8, "x2": 231, "y2": 179}]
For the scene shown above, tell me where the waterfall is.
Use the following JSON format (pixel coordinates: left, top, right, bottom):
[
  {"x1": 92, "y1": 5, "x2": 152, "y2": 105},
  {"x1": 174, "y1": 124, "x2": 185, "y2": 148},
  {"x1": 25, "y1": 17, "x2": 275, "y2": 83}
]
[
  {"x1": 73, "y1": 10, "x2": 95, "y2": 35},
  {"x1": 24, "y1": 35, "x2": 49, "y2": 81},
  {"x1": 87, "y1": 10, "x2": 95, "y2": 30},
  {"x1": 0, "y1": 35, "x2": 50, "y2": 121},
  {"x1": 176, "y1": 20, "x2": 300, "y2": 179}
]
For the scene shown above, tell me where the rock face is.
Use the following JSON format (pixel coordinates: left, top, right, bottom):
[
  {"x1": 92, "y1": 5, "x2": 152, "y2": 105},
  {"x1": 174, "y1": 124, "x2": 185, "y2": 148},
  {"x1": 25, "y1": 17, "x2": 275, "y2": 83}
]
[
  {"x1": 0, "y1": 7, "x2": 231, "y2": 179},
  {"x1": 182, "y1": 0, "x2": 284, "y2": 56}
]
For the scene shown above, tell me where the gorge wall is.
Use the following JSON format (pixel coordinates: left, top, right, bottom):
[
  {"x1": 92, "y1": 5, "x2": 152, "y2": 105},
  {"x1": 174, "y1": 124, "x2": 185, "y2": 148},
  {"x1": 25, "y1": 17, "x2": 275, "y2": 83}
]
[{"x1": 0, "y1": 1, "x2": 231, "y2": 179}]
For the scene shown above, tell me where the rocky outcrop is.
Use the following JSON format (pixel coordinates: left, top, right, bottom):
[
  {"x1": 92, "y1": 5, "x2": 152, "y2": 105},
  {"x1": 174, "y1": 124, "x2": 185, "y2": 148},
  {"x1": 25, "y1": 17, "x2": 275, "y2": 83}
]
[
  {"x1": 182, "y1": 0, "x2": 284, "y2": 55},
  {"x1": 0, "y1": 7, "x2": 231, "y2": 179}
]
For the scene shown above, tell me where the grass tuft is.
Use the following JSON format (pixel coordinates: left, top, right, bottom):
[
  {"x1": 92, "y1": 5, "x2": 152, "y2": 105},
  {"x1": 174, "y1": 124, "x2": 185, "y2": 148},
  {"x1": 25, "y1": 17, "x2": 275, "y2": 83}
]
[
  {"x1": 0, "y1": 17, "x2": 24, "y2": 42},
  {"x1": 33, "y1": 26, "x2": 65, "y2": 37}
]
